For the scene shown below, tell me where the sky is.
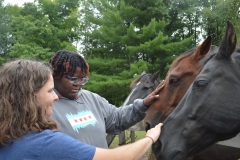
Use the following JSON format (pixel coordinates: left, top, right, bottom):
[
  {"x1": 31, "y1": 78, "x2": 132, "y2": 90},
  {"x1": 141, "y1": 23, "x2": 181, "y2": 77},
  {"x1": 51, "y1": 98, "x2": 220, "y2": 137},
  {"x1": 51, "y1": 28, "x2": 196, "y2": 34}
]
[{"x1": 3, "y1": 0, "x2": 34, "y2": 6}]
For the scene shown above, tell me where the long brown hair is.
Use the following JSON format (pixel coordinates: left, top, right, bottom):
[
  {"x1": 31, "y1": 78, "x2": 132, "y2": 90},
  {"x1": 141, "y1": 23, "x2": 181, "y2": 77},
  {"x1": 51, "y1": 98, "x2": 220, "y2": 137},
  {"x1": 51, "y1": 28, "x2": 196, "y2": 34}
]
[{"x1": 0, "y1": 59, "x2": 57, "y2": 146}]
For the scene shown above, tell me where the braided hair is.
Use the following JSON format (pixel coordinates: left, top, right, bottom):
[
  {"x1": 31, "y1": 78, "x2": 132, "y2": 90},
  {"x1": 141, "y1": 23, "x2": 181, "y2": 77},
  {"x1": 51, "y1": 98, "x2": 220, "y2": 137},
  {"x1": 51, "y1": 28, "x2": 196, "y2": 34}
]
[{"x1": 49, "y1": 50, "x2": 90, "y2": 79}]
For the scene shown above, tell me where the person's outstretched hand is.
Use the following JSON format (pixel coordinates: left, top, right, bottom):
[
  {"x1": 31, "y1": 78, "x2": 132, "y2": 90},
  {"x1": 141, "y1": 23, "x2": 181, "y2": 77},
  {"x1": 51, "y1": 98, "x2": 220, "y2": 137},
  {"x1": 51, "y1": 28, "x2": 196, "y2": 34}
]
[
  {"x1": 143, "y1": 81, "x2": 164, "y2": 107},
  {"x1": 145, "y1": 123, "x2": 163, "y2": 143}
]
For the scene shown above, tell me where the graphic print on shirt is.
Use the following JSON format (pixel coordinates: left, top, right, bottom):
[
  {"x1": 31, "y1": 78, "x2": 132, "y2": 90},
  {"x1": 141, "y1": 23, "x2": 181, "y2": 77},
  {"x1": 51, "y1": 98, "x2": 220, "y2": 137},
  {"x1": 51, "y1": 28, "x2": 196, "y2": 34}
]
[{"x1": 65, "y1": 110, "x2": 97, "y2": 133}]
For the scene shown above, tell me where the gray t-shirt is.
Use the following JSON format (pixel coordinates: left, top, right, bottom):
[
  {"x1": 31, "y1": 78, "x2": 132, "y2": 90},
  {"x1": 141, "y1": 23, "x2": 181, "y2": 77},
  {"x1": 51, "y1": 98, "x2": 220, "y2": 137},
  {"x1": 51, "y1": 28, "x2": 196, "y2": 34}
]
[{"x1": 52, "y1": 89, "x2": 148, "y2": 148}]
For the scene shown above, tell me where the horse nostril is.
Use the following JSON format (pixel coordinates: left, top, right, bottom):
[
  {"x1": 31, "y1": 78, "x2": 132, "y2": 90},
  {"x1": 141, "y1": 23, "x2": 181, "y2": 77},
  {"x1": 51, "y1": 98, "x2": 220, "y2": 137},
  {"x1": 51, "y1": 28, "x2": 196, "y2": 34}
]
[{"x1": 145, "y1": 122, "x2": 151, "y2": 131}]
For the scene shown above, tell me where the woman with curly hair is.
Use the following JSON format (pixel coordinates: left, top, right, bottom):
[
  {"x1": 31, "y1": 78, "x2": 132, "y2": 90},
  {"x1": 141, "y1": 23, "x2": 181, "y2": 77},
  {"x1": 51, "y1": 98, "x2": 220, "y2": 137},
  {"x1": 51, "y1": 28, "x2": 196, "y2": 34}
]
[{"x1": 0, "y1": 59, "x2": 163, "y2": 160}]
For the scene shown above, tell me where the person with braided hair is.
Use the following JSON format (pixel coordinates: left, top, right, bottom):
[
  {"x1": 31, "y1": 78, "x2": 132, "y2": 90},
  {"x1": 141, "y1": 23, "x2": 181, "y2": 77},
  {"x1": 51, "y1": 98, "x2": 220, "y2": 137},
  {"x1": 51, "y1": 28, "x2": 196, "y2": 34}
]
[
  {"x1": 49, "y1": 50, "x2": 164, "y2": 148},
  {"x1": 0, "y1": 59, "x2": 163, "y2": 160}
]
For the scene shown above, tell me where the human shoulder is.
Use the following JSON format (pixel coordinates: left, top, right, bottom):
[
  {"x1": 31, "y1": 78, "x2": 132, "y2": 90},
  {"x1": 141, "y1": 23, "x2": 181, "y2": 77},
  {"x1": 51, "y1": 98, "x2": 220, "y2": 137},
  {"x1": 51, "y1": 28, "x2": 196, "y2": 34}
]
[
  {"x1": 41, "y1": 129, "x2": 80, "y2": 142},
  {"x1": 81, "y1": 89, "x2": 102, "y2": 98},
  {"x1": 33, "y1": 129, "x2": 65, "y2": 141},
  {"x1": 80, "y1": 89, "x2": 110, "y2": 106}
]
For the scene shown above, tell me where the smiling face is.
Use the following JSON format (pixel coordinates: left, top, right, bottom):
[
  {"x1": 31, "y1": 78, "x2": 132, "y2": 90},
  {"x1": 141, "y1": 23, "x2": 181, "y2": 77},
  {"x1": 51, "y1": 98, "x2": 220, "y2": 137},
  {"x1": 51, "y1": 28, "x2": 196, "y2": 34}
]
[
  {"x1": 54, "y1": 67, "x2": 84, "y2": 100},
  {"x1": 36, "y1": 74, "x2": 59, "y2": 116}
]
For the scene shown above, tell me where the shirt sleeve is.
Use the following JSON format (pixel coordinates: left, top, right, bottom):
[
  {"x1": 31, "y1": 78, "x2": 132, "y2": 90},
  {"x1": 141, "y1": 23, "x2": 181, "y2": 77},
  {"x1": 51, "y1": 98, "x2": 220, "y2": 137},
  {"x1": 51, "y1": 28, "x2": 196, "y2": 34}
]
[
  {"x1": 98, "y1": 96, "x2": 148, "y2": 134},
  {"x1": 41, "y1": 131, "x2": 96, "y2": 160}
]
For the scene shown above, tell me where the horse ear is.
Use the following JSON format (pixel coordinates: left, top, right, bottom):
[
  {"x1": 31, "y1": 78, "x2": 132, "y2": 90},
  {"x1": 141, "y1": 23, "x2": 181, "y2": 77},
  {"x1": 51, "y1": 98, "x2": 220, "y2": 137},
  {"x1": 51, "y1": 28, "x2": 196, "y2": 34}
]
[
  {"x1": 217, "y1": 21, "x2": 237, "y2": 59},
  {"x1": 193, "y1": 36, "x2": 212, "y2": 61},
  {"x1": 151, "y1": 70, "x2": 161, "y2": 81},
  {"x1": 151, "y1": 70, "x2": 162, "y2": 87},
  {"x1": 141, "y1": 71, "x2": 146, "y2": 75}
]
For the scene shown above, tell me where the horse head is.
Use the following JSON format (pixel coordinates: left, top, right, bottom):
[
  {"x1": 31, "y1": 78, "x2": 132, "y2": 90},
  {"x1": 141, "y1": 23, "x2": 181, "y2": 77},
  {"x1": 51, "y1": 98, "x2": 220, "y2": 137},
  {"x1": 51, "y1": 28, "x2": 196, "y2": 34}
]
[
  {"x1": 154, "y1": 21, "x2": 240, "y2": 160},
  {"x1": 144, "y1": 36, "x2": 219, "y2": 131},
  {"x1": 123, "y1": 70, "x2": 161, "y2": 105}
]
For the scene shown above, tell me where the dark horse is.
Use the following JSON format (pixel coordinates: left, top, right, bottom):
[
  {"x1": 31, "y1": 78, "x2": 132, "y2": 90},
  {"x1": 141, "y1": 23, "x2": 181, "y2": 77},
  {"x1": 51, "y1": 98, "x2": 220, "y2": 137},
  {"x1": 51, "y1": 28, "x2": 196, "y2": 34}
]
[
  {"x1": 153, "y1": 21, "x2": 240, "y2": 160},
  {"x1": 106, "y1": 71, "x2": 161, "y2": 146},
  {"x1": 123, "y1": 71, "x2": 161, "y2": 131},
  {"x1": 123, "y1": 71, "x2": 161, "y2": 106}
]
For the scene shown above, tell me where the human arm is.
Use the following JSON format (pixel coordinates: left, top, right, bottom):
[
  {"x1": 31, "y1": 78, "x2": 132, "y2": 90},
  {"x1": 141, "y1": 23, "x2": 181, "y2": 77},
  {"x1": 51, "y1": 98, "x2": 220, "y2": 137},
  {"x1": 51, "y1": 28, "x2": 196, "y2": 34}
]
[
  {"x1": 93, "y1": 123, "x2": 163, "y2": 160},
  {"x1": 104, "y1": 83, "x2": 164, "y2": 133}
]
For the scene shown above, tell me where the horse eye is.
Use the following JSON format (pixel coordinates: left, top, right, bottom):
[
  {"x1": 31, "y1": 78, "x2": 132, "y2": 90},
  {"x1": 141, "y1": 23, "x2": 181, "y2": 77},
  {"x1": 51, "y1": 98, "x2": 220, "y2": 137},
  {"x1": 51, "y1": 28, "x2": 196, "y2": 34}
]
[
  {"x1": 196, "y1": 80, "x2": 207, "y2": 87},
  {"x1": 169, "y1": 78, "x2": 179, "y2": 84},
  {"x1": 143, "y1": 87, "x2": 149, "y2": 90}
]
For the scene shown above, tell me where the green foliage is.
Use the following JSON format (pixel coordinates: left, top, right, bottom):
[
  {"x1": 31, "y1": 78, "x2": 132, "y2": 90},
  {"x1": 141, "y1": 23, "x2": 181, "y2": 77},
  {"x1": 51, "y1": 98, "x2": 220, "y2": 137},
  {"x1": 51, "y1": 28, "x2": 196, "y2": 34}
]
[
  {"x1": 84, "y1": 72, "x2": 131, "y2": 106},
  {"x1": 81, "y1": 0, "x2": 193, "y2": 80},
  {"x1": 201, "y1": 0, "x2": 240, "y2": 45},
  {"x1": 123, "y1": 60, "x2": 150, "y2": 77},
  {"x1": 87, "y1": 58, "x2": 129, "y2": 75},
  {"x1": 4, "y1": 0, "x2": 81, "y2": 60},
  {"x1": 85, "y1": 57, "x2": 153, "y2": 105},
  {"x1": 163, "y1": 0, "x2": 205, "y2": 44},
  {"x1": 1, "y1": 0, "x2": 239, "y2": 105},
  {"x1": 73, "y1": 0, "x2": 196, "y2": 105},
  {"x1": 9, "y1": 43, "x2": 52, "y2": 61},
  {"x1": 0, "y1": 1, "x2": 14, "y2": 60}
]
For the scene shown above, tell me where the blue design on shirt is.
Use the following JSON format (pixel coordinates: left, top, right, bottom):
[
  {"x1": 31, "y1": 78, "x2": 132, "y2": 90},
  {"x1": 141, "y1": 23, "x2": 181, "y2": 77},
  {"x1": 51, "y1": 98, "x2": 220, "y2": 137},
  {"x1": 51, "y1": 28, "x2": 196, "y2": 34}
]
[{"x1": 66, "y1": 110, "x2": 97, "y2": 133}]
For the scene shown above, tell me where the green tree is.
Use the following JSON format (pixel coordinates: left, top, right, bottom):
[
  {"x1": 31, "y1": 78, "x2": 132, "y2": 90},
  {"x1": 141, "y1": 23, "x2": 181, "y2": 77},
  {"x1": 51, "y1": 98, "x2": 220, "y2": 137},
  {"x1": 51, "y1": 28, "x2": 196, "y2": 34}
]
[
  {"x1": 79, "y1": 0, "x2": 193, "y2": 105},
  {"x1": 6, "y1": 0, "x2": 81, "y2": 61},
  {"x1": 0, "y1": 0, "x2": 14, "y2": 63},
  {"x1": 201, "y1": 0, "x2": 240, "y2": 45},
  {"x1": 163, "y1": 0, "x2": 211, "y2": 45}
]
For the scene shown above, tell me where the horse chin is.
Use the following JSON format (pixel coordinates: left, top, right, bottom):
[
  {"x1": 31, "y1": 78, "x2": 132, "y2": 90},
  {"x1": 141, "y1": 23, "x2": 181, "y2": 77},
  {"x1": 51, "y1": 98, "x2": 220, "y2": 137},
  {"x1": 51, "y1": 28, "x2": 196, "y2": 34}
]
[
  {"x1": 155, "y1": 149, "x2": 187, "y2": 160},
  {"x1": 153, "y1": 139, "x2": 189, "y2": 160}
]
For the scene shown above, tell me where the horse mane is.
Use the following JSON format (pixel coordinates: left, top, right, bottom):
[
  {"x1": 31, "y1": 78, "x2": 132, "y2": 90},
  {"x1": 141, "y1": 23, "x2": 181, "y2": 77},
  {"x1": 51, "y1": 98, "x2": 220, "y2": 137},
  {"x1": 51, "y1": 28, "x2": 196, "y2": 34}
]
[
  {"x1": 169, "y1": 47, "x2": 197, "y2": 69},
  {"x1": 130, "y1": 73, "x2": 151, "y2": 88},
  {"x1": 191, "y1": 44, "x2": 240, "y2": 68},
  {"x1": 201, "y1": 45, "x2": 219, "y2": 66}
]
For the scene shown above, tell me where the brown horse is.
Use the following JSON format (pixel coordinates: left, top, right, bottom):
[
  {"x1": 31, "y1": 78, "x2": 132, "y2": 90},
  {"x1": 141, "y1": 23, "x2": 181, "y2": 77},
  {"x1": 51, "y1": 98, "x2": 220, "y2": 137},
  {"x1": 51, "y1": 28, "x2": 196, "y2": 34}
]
[{"x1": 144, "y1": 36, "x2": 216, "y2": 130}]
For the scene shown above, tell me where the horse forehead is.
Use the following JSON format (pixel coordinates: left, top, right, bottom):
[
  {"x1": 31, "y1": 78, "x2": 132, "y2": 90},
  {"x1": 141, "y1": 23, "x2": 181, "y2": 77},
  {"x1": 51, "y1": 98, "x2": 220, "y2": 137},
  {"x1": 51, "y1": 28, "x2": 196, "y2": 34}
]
[
  {"x1": 168, "y1": 64, "x2": 198, "y2": 78},
  {"x1": 201, "y1": 58, "x2": 240, "y2": 83},
  {"x1": 171, "y1": 58, "x2": 198, "y2": 72},
  {"x1": 133, "y1": 80, "x2": 154, "y2": 90}
]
